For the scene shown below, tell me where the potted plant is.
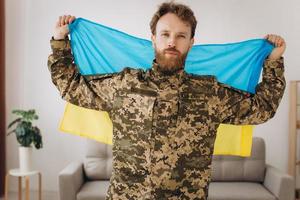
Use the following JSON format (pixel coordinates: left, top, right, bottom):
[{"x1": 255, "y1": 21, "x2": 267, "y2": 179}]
[{"x1": 7, "y1": 109, "x2": 43, "y2": 172}]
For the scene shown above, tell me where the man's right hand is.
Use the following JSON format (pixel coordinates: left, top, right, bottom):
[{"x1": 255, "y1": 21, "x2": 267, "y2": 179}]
[{"x1": 53, "y1": 15, "x2": 76, "y2": 40}]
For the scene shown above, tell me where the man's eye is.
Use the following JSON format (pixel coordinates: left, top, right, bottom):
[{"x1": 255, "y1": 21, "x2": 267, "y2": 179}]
[
  {"x1": 178, "y1": 35, "x2": 186, "y2": 38},
  {"x1": 162, "y1": 33, "x2": 169, "y2": 37}
]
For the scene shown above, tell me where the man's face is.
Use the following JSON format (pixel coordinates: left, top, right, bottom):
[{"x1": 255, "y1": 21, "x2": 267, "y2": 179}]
[{"x1": 151, "y1": 13, "x2": 194, "y2": 73}]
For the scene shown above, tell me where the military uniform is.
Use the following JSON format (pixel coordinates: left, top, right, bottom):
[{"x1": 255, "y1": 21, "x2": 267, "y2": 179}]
[{"x1": 48, "y1": 37, "x2": 286, "y2": 200}]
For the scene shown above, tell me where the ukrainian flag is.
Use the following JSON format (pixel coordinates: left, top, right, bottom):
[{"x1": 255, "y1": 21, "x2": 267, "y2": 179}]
[{"x1": 59, "y1": 18, "x2": 273, "y2": 157}]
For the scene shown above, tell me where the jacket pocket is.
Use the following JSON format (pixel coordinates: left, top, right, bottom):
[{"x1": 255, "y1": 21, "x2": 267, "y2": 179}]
[
  {"x1": 113, "y1": 88, "x2": 157, "y2": 119},
  {"x1": 179, "y1": 92, "x2": 208, "y2": 114}
]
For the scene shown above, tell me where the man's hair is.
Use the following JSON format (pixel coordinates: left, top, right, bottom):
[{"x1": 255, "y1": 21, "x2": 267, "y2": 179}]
[{"x1": 150, "y1": 1, "x2": 197, "y2": 38}]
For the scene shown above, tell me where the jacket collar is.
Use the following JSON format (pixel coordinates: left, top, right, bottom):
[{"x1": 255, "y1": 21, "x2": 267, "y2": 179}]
[{"x1": 146, "y1": 59, "x2": 186, "y2": 89}]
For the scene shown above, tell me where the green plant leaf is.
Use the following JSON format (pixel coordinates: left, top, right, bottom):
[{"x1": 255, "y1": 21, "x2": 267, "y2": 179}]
[
  {"x1": 6, "y1": 129, "x2": 15, "y2": 136},
  {"x1": 7, "y1": 118, "x2": 21, "y2": 129},
  {"x1": 12, "y1": 109, "x2": 38, "y2": 122},
  {"x1": 15, "y1": 125, "x2": 25, "y2": 137}
]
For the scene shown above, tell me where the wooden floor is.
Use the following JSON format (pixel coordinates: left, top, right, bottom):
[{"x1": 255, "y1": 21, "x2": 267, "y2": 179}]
[{"x1": 0, "y1": 191, "x2": 58, "y2": 200}]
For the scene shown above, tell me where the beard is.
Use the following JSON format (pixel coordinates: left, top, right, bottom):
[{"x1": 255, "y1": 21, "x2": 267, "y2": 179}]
[{"x1": 154, "y1": 47, "x2": 188, "y2": 75}]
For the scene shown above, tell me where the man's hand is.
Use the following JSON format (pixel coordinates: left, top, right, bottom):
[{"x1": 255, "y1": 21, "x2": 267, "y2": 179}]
[
  {"x1": 53, "y1": 15, "x2": 76, "y2": 40},
  {"x1": 264, "y1": 34, "x2": 286, "y2": 60}
]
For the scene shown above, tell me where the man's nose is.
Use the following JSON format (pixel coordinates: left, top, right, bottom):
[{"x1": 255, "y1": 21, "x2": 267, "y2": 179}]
[{"x1": 167, "y1": 37, "x2": 176, "y2": 48}]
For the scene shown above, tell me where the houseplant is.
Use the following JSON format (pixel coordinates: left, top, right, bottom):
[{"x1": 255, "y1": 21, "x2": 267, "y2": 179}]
[{"x1": 7, "y1": 109, "x2": 43, "y2": 172}]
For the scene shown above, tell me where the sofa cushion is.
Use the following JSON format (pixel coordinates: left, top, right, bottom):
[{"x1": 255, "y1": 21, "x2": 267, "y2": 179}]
[
  {"x1": 84, "y1": 139, "x2": 112, "y2": 180},
  {"x1": 77, "y1": 180, "x2": 110, "y2": 200},
  {"x1": 211, "y1": 137, "x2": 265, "y2": 182},
  {"x1": 208, "y1": 182, "x2": 276, "y2": 200}
]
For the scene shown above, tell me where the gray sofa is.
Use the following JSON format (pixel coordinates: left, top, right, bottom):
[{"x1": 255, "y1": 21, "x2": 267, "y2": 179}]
[{"x1": 59, "y1": 137, "x2": 294, "y2": 200}]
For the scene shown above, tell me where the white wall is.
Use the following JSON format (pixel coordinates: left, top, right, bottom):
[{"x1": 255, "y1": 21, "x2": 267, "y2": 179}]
[{"x1": 5, "y1": 0, "x2": 300, "y2": 192}]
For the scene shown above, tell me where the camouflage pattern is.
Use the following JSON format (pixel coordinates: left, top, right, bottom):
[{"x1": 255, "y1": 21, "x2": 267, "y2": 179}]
[{"x1": 48, "y1": 37, "x2": 286, "y2": 200}]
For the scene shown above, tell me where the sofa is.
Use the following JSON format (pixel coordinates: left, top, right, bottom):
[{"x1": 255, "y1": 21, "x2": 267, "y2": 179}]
[{"x1": 59, "y1": 137, "x2": 294, "y2": 200}]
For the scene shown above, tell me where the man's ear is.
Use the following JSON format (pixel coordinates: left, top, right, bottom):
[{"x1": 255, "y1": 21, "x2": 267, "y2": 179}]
[
  {"x1": 189, "y1": 37, "x2": 194, "y2": 50},
  {"x1": 151, "y1": 34, "x2": 156, "y2": 48}
]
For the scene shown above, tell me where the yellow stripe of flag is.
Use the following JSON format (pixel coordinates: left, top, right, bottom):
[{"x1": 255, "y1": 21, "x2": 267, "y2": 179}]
[{"x1": 59, "y1": 103, "x2": 253, "y2": 157}]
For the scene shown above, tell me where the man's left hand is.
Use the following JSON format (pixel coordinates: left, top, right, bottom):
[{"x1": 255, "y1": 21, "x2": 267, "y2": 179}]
[{"x1": 264, "y1": 34, "x2": 286, "y2": 60}]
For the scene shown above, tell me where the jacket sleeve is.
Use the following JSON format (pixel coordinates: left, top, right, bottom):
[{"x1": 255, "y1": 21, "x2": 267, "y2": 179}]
[
  {"x1": 47, "y1": 36, "x2": 123, "y2": 112},
  {"x1": 217, "y1": 57, "x2": 286, "y2": 125}
]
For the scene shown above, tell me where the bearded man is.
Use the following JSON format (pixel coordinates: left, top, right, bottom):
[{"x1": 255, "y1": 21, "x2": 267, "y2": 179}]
[{"x1": 48, "y1": 2, "x2": 286, "y2": 200}]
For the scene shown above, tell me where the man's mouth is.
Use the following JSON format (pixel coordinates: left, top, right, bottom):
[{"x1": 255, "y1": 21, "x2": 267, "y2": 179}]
[{"x1": 165, "y1": 50, "x2": 179, "y2": 55}]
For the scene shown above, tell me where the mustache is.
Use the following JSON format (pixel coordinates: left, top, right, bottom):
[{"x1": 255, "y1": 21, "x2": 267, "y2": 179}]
[{"x1": 163, "y1": 48, "x2": 180, "y2": 54}]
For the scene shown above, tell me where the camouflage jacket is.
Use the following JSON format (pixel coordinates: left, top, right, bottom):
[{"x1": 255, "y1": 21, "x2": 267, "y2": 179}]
[{"x1": 48, "y1": 37, "x2": 286, "y2": 200}]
